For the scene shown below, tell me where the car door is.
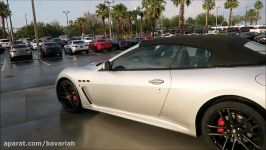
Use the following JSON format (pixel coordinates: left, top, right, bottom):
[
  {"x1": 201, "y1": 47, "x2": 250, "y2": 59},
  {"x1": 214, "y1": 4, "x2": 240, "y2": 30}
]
[{"x1": 89, "y1": 45, "x2": 181, "y2": 116}]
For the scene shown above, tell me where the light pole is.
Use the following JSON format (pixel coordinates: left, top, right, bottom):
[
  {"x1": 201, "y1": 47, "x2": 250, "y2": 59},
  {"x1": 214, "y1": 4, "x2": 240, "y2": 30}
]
[
  {"x1": 25, "y1": 13, "x2": 29, "y2": 37},
  {"x1": 25, "y1": 13, "x2": 28, "y2": 26},
  {"x1": 215, "y1": 6, "x2": 221, "y2": 33},
  {"x1": 6, "y1": 0, "x2": 14, "y2": 42},
  {"x1": 63, "y1": 11, "x2": 70, "y2": 26},
  {"x1": 31, "y1": 0, "x2": 41, "y2": 60},
  {"x1": 104, "y1": 0, "x2": 114, "y2": 39},
  {"x1": 245, "y1": 6, "x2": 248, "y2": 27}
]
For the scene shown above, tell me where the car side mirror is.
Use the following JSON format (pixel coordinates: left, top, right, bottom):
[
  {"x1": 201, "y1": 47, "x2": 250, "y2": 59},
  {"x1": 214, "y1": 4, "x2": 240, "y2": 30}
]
[{"x1": 102, "y1": 61, "x2": 111, "y2": 71}]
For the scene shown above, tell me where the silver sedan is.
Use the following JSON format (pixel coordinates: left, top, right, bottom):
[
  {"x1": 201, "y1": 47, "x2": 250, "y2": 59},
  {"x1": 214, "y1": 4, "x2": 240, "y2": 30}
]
[
  {"x1": 56, "y1": 35, "x2": 266, "y2": 150},
  {"x1": 10, "y1": 44, "x2": 33, "y2": 62}
]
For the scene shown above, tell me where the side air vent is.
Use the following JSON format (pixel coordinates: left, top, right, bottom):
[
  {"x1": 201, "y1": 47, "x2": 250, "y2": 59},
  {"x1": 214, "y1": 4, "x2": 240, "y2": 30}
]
[{"x1": 81, "y1": 87, "x2": 92, "y2": 104}]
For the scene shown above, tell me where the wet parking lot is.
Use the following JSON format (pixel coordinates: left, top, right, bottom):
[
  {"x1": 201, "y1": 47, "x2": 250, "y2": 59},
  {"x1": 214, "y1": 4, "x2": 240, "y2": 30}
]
[{"x1": 0, "y1": 48, "x2": 210, "y2": 149}]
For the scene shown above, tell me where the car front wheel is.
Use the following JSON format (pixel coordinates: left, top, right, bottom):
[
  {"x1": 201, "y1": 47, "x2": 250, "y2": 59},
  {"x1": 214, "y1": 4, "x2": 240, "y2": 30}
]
[
  {"x1": 57, "y1": 79, "x2": 82, "y2": 113},
  {"x1": 201, "y1": 101, "x2": 265, "y2": 150}
]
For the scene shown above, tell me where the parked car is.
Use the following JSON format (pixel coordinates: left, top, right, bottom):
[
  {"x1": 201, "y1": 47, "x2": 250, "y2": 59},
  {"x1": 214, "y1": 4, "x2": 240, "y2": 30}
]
[
  {"x1": 143, "y1": 34, "x2": 153, "y2": 40},
  {"x1": 50, "y1": 38, "x2": 64, "y2": 47},
  {"x1": 40, "y1": 36, "x2": 52, "y2": 42},
  {"x1": 89, "y1": 39, "x2": 112, "y2": 52},
  {"x1": 254, "y1": 32, "x2": 266, "y2": 45},
  {"x1": 111, "y1": 38, "x2": 130, "y2": 50},
  {"x1": 239, "y1": 32, "x2": 258, "y2": 41},
  {"x1": 69, "y1": 37, "x2": 81, "y2": 41},
  {"x1": 59, "y1": 35, "x2": 70, "y2": 45},
  {"x1": 0, "y1": 44, "x2": 5, "y2": 54},
  {"x1": 81, "y1": 37, "x2": 93, "y2": 45},
  {"x1": 9, "y1": 44, "x2": 32, "y2": 62},
  {"x1": 56, "y1": 35, "x2": 266, "y2": 150},
  {"x1": 30, "y1": 39, "x2": 43, "y2": 50},
  {"x1": 12, "y1": 40, "x2": 24, "y2": 45},
  {"x1": 40, "y1": 42, "x2": 62, "y2": 58},
  {"x1": 0, "y1": 39, "x2": 11, "y2": 48},
  {"x1": 64, "y1": 40, "x2": 89, "y2": 55},
  {"x1": 17, "y1": 38, "x2": 32, "y2": 47},
  {"x1": 126, "y1": 37, "x2": 140, "y2": 47}
]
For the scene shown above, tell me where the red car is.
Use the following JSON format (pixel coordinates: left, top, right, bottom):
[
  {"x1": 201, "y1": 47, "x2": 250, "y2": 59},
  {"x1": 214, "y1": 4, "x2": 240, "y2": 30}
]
[{"x1": 89, "y1": 39, "x2": 112, "y2": 52}]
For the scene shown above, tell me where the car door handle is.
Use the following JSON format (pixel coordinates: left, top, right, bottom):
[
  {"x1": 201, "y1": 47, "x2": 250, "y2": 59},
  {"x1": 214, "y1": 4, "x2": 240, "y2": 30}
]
[{"x1": 149, "y1": 79, "x2": 164, "y2": 85}]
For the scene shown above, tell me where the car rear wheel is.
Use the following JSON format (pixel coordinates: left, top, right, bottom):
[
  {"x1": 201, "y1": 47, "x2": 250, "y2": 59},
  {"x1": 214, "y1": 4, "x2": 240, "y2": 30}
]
[
  {"x1": 57, "y1": 80, "x2": 82, "y2": 113},
  {"x1": 201, "y1": 101, "x2": 265, "y2": 150}
]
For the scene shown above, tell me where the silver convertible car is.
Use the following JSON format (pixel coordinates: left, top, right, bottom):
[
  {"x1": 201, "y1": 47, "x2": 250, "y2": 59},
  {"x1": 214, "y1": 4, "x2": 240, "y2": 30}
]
[{"x1": 56, "y1": 35, "x2": 266, "y2": 150}]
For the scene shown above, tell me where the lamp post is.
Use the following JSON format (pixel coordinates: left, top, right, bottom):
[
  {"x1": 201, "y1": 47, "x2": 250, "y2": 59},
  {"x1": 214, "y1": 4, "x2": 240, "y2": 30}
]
[
  {"x1": 245, "y1": 6, "x2": 248, "y2": 27},
  {"x1": 31, "y1": 0, "x2": 41, "y2": 60},
  {"x1": 215, "y1": 6, "x2": 221, "y2": 33},
  {"x1": 104, "y1": 0, "x2": 114, "y2": 39},
  {"x1": 25, "y1": 13, "x2": 29, "y2": 37},
  {"x1": 6, "y1": 0, "x2": 14, "y2": 42},
  {"x1": 63, "y1": 10, "x2": 70, "y2": 26}
]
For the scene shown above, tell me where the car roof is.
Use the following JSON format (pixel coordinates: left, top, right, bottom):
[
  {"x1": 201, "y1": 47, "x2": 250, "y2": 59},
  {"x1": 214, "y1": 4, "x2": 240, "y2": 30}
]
[{"x1": 140, "y1": 35, "x2": 265, "y2": 66}]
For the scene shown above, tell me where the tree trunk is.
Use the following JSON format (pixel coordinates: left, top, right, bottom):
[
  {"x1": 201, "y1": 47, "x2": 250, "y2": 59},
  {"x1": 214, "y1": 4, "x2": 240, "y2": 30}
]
[
  {"x1": 1, "y1": 15, "x2": 6, "y2": 38},
  {"x1": 102, "y1": 17, "x2": 105, "y2": 35},
  {"x1": 205, "y1": 9, "x2": 209, "y2": 33},
  {"x1": 179, "y1": 4, "x2": 185, "y2": 34},
  {"x1": 228, "y1": 8, "x2": 232, "y2": 28},
  {"x1": 255, "y1": 9, "x2": 259, "y2": 25},
  {"x1": 140, "y1": 15, "x2": 143, "y2": 37}
]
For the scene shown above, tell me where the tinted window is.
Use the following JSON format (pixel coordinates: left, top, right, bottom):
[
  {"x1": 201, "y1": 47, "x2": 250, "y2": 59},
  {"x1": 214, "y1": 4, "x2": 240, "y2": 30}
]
[
  {"x1": 13, "y1": 45, "x2": 27, "y2": 48},
  {"x1": 171, "y1": 46, "x2": 211, "y2": 68},
  {"x1": 73, "y1": 41, "x2": 84, "y2": 44},
  {"x1": 45, "y1": 43, "x2": 57, "y2": 46},
  {"x1": 112, "y1": 45, "x2": 180, "y2": 70}
]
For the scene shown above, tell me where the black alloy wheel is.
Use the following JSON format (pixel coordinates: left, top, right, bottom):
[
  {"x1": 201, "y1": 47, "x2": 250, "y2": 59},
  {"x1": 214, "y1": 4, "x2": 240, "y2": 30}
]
[
  {"x1": 202, "y1": 102, "x2": 265, "y2": 150},
  {"x1": 57, "y1": 80, "x2": 82, "y2": 113}
]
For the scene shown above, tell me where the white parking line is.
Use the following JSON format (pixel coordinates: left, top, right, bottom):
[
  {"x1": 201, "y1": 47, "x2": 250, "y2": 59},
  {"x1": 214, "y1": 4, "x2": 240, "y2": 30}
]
[
  {"x1": 40, "y1": 60, "x2": 51, "y2": 66},
  {"x1": 1, "y1": 58, "x2": 6, "y2": 71}
]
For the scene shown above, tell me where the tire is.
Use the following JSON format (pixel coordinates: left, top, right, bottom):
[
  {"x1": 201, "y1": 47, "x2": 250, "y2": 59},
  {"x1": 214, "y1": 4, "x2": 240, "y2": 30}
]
[
  {"x1": 85, "y1": 50, "x2": 89, "y2": 54},
  {"x1": 10, "y1": 56, "x2": 15, "y2": 62},
  {"x1": 201, "y1": 101, "x2": 266, "y2": 150},
  {"x1": 57, "y1": 79, "x2": 82, "y2": 113}
]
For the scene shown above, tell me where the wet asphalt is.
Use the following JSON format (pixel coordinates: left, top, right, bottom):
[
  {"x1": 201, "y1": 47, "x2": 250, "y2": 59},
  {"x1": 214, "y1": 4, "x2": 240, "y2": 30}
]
[{"x1": 0, "y1": 48, "x2": 210, "y2": 150}]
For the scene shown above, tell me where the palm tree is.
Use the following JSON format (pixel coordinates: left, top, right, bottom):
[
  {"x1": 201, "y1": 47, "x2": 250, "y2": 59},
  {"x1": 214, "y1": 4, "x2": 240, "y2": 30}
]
[
  {"x1": 136, "y1": 6, "x2": 144, "y2": 36},
  {"x1": 75, "y1": 17, "x2": 87, "y2": 35},
  {"x1": 246, "y1": 9, "x2": 257, "y2": 25},
  {"x1": 171, "y1": 0, "x2": 192, "y2": 34},
  {"x1": 125, "y1": 10, "x2": 137, "y2": 36},
  {"x1": 142, "y1": 0, "x2": 166, "y2": 37},
  {"x1": 254, "y1": 0, "x2": 263, "y2": 25},
  {"x1": 96, "y1": 3, "x2": 108, "y2": 35},
  {"x1": 111, "y1": 3, "x2": 127, "y2": 36},
  {"x1": 202, "y1": 0, "x2": 215, "y2": 33},
  {"x1": 224, "y1": 0, "x2": 239, "y2": 27},
  {"x1": 0, "y1": 1, "x2": 11, "y2": 38}
]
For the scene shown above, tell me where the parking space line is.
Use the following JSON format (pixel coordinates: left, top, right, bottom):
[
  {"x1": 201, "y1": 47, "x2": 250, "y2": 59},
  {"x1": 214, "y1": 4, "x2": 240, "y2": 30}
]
[
  {"x1": 40, "y1": 60, "x2": 51, "y2": 66},
  {"x1": 1, "y1": 58, "x2": 6, "y2": 71}
]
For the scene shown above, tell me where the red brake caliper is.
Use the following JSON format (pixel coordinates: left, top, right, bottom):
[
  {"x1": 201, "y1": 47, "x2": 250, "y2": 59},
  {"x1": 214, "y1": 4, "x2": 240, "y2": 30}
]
[
  {"x1": 71, "y1": 90, "x2": 78, "y2": 103},
  {"x1": 217, "y1": 117, "x2": 225, "y2": 133}
]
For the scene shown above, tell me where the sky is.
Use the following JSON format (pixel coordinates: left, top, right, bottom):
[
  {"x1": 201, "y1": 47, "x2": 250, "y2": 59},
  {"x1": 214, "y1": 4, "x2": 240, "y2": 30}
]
[{"x1": 4, "y1": 0, "x2": 266, "y2": 29}]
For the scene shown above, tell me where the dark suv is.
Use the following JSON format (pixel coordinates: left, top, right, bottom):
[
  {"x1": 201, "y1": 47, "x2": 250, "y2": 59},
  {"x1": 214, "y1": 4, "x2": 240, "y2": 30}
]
[{"x1": 40, "y1": 42, "x2": 62, "y2": 58}]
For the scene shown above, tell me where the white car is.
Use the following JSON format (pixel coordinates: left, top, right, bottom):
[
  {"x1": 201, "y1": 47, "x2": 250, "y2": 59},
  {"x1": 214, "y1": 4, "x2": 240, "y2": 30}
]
[
  {"x1": 0, "y1": 39, "x2": 11, "y2": 48},
  {"x1": 64, "y1": 40, "x2": 89, "y2": 55},
  {"x1": 56, "y1": 35, "x2": 266, "y2": 150},
  {"x1": 81, "y1": 37, "x2": 93, "y2": 45},
  {"x1": 30, "y1": 39, "x2": 43, "y2": 50}
]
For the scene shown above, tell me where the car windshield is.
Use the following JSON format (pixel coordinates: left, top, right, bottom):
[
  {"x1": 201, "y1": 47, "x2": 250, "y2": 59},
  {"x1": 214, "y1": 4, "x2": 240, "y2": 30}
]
[
  {"x1": 53, "y1": 39, "x2": 61, "y2": 41},
  {"x1": 1, "y1": 40, "x2": 9, "y2": 42},
  {"x1": 244, "y1": 41, "x2": 266, "y2": 55},
  {"x1": 45, "y1": 43, "x2": 57, "y2": 46},
  {"x1": 73, "y1": 41, "x2": 84, "y2": 44},
  {"x1": 13, "y1": 44, "x2": 27, "y2": 48}
]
